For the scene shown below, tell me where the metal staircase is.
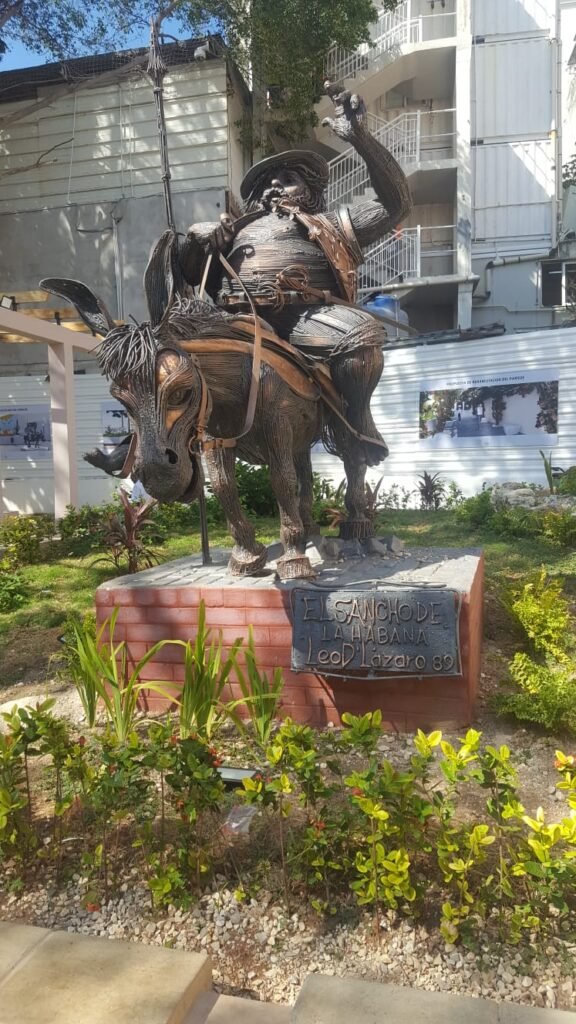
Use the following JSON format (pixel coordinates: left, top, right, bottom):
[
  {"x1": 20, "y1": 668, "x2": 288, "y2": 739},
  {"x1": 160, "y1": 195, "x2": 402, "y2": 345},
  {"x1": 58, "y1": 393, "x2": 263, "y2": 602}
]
[{"x1": 325, "y1": 1, "x2": 456, "y2": 84}]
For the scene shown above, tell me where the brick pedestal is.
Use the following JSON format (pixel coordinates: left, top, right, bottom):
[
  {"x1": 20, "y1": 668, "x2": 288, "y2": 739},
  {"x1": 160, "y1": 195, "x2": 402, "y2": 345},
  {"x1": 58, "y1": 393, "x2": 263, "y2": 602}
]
[{"x1": 95, "y1": 546, "x2": 483, "y2": 731}]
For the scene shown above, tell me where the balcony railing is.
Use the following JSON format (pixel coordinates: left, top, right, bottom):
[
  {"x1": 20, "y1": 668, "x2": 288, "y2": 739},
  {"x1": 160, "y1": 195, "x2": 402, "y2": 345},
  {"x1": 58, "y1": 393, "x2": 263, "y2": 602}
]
[
  {"x1": 325, "y1": 2, "x2": 457, "y2": 83},
  {"x1": 326, "y1": 109, "x2": 455, "y2": 210},
  {"x1": 359, "y1": 224, "x2": 457, "y2": 292}
]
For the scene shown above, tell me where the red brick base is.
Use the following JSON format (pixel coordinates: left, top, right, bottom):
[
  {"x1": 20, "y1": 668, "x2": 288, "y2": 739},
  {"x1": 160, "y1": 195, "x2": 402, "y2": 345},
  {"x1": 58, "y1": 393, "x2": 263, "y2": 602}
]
[{"x1": 95, "y1": 556, "x2": 484, "y2": 731}]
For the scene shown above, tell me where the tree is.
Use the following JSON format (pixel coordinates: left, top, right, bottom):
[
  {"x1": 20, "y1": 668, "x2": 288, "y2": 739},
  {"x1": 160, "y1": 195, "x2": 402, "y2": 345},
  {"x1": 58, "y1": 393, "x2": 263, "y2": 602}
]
[{"x1": 1, "y1": 1, "x2": 403, "y2": 146}]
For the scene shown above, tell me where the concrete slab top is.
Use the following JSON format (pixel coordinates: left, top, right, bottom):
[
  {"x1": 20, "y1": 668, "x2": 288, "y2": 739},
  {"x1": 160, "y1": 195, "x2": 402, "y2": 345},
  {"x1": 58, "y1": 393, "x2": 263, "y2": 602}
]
[
  {"x1": 98, "y1": 545, "x2": 482, "y2": 596},
  {"x1": 0, "y1": 922, "x2": 212, "y2": 1024},
  {"x1": 292, "y1": 976, "x2": 576, "y2": 1024}
]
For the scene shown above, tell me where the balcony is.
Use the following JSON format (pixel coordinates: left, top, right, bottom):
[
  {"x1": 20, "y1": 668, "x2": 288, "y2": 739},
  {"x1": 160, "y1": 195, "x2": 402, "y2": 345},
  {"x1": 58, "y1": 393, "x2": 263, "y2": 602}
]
[
  {"x1": 326, "y1": 109, "x2": 456, "y2": 210},
  {"x1": 359, "y1": 224, "x2": 457, "y2": 294},
  {"x1": 325, "y1": 1, "x2": 457, "y2": 84}
]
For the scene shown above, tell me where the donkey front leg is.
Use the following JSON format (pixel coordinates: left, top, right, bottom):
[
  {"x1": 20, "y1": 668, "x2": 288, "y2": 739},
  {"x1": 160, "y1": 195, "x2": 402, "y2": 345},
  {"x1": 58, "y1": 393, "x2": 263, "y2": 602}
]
[
  {"x1": 268, "y1": 436, "x2": 315, "y2": 580},
  {"x1": 204, "y1": 447, "x2": 267, "y2": 575},
  {"x1": 340, "y1": 448, "x2": 373, "y2": 541}
]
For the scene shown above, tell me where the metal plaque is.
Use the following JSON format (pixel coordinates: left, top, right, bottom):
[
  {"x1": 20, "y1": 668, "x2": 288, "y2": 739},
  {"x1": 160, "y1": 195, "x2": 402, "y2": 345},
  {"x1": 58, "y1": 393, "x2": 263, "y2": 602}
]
[{"x1": 291, "y1": 588, "x2": 460, "y2": 678}]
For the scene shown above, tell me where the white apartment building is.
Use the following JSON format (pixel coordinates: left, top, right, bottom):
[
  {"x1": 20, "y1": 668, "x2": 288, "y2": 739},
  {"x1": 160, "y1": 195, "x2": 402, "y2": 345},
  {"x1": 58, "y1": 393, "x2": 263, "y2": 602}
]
[{"x1": 313, "y1": 0, "x2": 576, "y2": 335}]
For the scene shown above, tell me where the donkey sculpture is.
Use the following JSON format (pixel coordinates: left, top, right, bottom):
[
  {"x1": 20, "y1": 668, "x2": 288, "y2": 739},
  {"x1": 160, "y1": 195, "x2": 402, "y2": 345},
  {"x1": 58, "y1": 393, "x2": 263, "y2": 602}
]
[{"x1": 42, "y1": 244, "x2": 387, "y2": 580}]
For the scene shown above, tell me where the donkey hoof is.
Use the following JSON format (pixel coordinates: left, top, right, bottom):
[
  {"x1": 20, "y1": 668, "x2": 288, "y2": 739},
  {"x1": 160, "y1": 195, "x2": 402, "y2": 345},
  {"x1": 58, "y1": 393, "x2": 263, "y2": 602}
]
[
  {"x1": 229, "y1": 545, "x2": 268, "y2": 576},
  {"x1": 338, "y1": 519, "x2": 374, "y2": 541},
  {"x1": 276, "y1": 555, "x2": 316, "y2": 581}
]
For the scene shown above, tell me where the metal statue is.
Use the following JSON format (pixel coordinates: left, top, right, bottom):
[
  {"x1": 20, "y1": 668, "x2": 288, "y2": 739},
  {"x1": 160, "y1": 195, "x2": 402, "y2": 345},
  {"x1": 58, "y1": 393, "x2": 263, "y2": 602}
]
[
  {"x1": 178, "y1": 83, "x2": 411, "y2": 536},
  {"x1": 40, "y1": 84, "x2": 412, "y2": 580}
]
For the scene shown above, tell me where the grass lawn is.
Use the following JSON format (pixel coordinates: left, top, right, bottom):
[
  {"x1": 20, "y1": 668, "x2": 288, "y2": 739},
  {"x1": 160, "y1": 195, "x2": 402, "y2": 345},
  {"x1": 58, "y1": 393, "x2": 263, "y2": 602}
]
[{"x1": 1, "y1": 509, "x2": 575, "y2": 687}]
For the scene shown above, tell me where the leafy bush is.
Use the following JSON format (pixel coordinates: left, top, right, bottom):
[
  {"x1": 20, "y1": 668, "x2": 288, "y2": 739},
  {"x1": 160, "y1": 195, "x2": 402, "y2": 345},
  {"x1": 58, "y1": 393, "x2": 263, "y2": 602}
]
[
  {"x1": 494, "y1": 571, "x2": 576, "y2": 733},
  {"x1": 557, "y1": 466, "x2": 576, "y2": 496},
  {"x1": 540, "y1": 509, "x2": 576, "y2": 547},
  {"x1": 455, "y1": 488, "x2": 494, "y2": 528},
  {"x1": 152, "y1": 495, "x2": 225, "y2": 532},
  {"x1": 59, "y1": 501, "x2": 116, "y2": 554},
  {"x1": 0, "y1": 513, "x2": 52, "y2": 566},
  {"x1": 0, "y1": 560, "x2": 27, "y2": 612},
  {"x1": 234, "y1": 462, "x2": 277, "y2": 518}
]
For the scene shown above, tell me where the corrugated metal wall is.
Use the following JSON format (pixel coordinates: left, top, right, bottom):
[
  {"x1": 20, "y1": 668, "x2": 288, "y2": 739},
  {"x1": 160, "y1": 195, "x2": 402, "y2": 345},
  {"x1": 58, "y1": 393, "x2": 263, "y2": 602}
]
[
  {"x1": 2, "y1": 326, "x2": 576, "y2": 514},
  {"x1": 0, "y1": 374, "x2": 118, "y2": 515},
  {"x1": 473, "y1": 0, "x2": 556, "y2": 37},
  {"x1": 312, "y1": 326, "x2": 576, "y2": 496},
  {"x1": 473, "y1": 141, "x2": 554, "y2": 243},
  {"x1": 470, "y1": 1, "x2": 556, "y2": 253},
  {"x1": 0, "y1": 61, "x2": 231, "y2": 214}
]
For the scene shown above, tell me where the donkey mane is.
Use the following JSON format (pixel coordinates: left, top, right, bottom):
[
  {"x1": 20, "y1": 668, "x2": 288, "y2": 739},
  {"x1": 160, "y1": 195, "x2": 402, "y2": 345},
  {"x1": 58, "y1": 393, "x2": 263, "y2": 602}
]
[{"x1": 97, "y1": 298, "x2": 248, "y2": 381}]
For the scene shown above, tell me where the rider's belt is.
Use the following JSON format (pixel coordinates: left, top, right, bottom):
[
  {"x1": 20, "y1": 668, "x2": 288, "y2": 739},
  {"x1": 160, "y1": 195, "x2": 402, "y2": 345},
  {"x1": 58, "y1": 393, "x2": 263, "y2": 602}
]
[{"x1": 219, "y1": 289, "x2": 333, "y2": 309}]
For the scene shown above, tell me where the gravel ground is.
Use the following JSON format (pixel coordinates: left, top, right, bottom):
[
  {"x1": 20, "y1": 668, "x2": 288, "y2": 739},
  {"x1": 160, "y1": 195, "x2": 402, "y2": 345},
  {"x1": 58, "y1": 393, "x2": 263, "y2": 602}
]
[{"x1": 3, "y1": 872, "x2": 575, "y2": 1010}]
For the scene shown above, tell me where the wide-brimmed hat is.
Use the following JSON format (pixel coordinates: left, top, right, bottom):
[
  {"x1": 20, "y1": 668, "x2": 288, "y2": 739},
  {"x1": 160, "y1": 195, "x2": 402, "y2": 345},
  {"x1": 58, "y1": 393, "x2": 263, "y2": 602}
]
[{"x1": 240, "y1": 150, "x2": 329, "y2": 201}]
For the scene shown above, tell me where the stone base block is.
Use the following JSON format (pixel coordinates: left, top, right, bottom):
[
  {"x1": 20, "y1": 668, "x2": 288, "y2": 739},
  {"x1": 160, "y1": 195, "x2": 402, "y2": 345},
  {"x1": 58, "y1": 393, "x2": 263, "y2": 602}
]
[{"x1": 96, "y1": 544, "x2": 483, "y2": 731}]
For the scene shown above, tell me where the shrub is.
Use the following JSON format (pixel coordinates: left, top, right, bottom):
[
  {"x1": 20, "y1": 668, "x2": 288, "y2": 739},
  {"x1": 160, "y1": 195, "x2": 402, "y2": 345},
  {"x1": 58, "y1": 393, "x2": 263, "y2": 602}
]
[
  {"x1": 234, "y1": 462, "x2": 277, "y2": 518},
  {"x1": 540, "y1": 509, "x2": 576, "y2": 547},
  {"x1": 455, "y1": 488, "x2": 494, "y2": 528},
  {"x1": 59, "y1": 501, "x2": 116, "y2": 553},
  {"x1": 0, "y1": 560, "x2": 27, "y2": 612},
  {"x1": 557, "y1": 466, "x2": 576, "y2": 496},
  {"x1": 0, "y1": 513, "x2": 52, "y2": 566},
  {"x1": 493, "y1": 571, "x2": 576, "y2": 733}
]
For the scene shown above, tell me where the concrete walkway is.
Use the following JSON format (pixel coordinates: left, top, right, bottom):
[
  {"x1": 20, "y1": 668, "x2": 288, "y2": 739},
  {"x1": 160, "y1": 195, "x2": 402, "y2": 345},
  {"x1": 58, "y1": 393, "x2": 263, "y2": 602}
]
[
  {"x1": 2, "y1": 922, "x2": 576, "y2": 1024},
  {"x1": 292, "y1": 976, "x2": 576, "y2": 1023}
]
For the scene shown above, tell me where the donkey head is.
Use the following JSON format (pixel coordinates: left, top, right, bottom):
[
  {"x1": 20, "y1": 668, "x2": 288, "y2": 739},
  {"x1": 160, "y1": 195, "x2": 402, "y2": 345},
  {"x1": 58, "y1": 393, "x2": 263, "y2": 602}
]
[{"x1": 41, "y1": 275, "x2": 206, "y2": 504}]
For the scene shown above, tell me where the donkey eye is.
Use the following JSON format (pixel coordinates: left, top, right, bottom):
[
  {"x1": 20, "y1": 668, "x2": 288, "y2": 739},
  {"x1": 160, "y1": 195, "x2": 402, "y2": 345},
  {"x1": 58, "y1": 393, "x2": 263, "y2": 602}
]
[{"x1": 168, "y1": 388, "x2": 191, "y2": 407}]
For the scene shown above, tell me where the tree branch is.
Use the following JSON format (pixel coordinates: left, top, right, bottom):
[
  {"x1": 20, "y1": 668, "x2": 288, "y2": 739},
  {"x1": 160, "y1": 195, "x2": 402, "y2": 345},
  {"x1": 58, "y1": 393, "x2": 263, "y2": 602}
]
[
  {"x1": 0, "y1": 0, "x2": 24, "y2": 34},
  {"x1": 0, "y1": 135, "x2": 73, "y2": 178}
]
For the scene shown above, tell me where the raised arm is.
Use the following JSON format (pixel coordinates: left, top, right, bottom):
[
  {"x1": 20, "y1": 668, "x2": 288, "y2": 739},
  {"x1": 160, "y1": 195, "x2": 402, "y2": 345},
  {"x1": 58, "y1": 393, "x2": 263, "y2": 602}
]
[{"x1": 322, "y1": 83, "x2": 412, "y2": 248}]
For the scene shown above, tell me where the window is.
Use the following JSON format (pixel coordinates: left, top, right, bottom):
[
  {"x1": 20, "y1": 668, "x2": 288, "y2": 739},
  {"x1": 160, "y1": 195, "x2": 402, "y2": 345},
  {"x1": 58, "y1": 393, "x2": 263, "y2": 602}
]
[{"x1": 541, "y1": 261, "x2": 576, "y2": 307}]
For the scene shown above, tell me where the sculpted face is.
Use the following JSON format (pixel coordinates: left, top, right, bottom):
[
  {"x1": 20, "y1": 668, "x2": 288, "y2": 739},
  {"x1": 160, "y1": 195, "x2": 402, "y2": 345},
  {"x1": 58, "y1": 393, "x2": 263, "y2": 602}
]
[
  {"x1": 110, "y1": 347, "x2": 204, "y2": 504},
  {"x1": 256, "y1": 167, "x2": 323, "y2": 213}
]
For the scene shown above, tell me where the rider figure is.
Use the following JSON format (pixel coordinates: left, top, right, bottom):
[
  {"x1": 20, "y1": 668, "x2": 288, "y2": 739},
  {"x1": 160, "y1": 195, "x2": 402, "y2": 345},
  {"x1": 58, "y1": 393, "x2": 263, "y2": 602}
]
[{"x1": 178, "y1": 84, "x2": 412, "y2": 475}]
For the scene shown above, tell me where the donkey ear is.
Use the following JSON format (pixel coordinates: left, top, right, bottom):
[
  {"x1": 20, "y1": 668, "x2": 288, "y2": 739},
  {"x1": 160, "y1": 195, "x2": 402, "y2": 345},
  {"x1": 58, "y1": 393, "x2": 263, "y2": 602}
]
[
  {"x1": 40, "y1": 278, "x2": 116, "y2": 337},
  {"x1": 144, "y1": 229, "x2": 184, "y2": 327}
]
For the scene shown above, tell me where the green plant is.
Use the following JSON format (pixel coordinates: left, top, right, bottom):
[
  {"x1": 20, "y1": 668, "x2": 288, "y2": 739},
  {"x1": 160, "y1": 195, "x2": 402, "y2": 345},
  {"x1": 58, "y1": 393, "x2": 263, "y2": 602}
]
[
  {"x1": 70, "y1": 608, "x2": 173, "y2": 741},
  {"x1": 59, "y1": 500, "x2": 117, "y2": 554},
  {"x1": 171, "y1": 601, "x2": 243, "y2": 741},
  {"x1": 418, "y1": 472, "x2": 445, "y2": 511},
  {"x1": 94, "y1": 490, "x2": 160, "y2": 575},
  {"x1": 493, "y1": 571, "x2": 576, "y2": 733},
  {"x1": 235, "y1": 627, "x2": 284, "y2": 747},
  {"x1": 540, "y1": 510, "x2": 576, "y2": 547},
  {"x1": 0, "y1": 514, "x2": 51, "y2": 566},
  {"x1": 455, "y1": 488, "x2": 494, "y2": 528},
  {"x1": 444, "y1": 481, "x2": 465, "y2": 509},
  {"x1": 540, "y1": 450, "x2": 557, "y2": 493},
  {"x1": 0, "y1": 560, "x2": 27, "y2": 611},
  {"x1": 557, "y1": 466, "x2": 576, "y2": 496},
  {"x1": 234, "y1": 462, "x2": 277, "y2": 518}
]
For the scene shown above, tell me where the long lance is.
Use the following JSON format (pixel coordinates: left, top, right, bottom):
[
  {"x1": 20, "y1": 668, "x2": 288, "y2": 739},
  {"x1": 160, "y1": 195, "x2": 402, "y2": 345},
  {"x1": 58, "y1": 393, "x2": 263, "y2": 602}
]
[{"x1": 147, "y1": 20, "x2": 212, "y2": 566}]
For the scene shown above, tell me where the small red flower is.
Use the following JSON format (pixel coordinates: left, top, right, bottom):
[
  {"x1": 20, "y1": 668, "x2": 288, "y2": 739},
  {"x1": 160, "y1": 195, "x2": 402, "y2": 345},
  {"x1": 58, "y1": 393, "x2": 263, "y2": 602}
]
[
  {"x1": 86, "y1": 902, "x2": 100, "y2": 913},
  {"x1": 78, "y1": 736, "x2": 86, "y2": 748},
  {"x1": 213, "y1": 758, "x2": 223, "y2": 767},
  {"x1": 351, "y1": 787, "x2": 363, "y2": 797},
  {"x1": 313, "y1": 820, "x2": 326, "y2": 831},
  {"x1": 169, "y1": 735, "x2": 179, "y2": 746}
]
